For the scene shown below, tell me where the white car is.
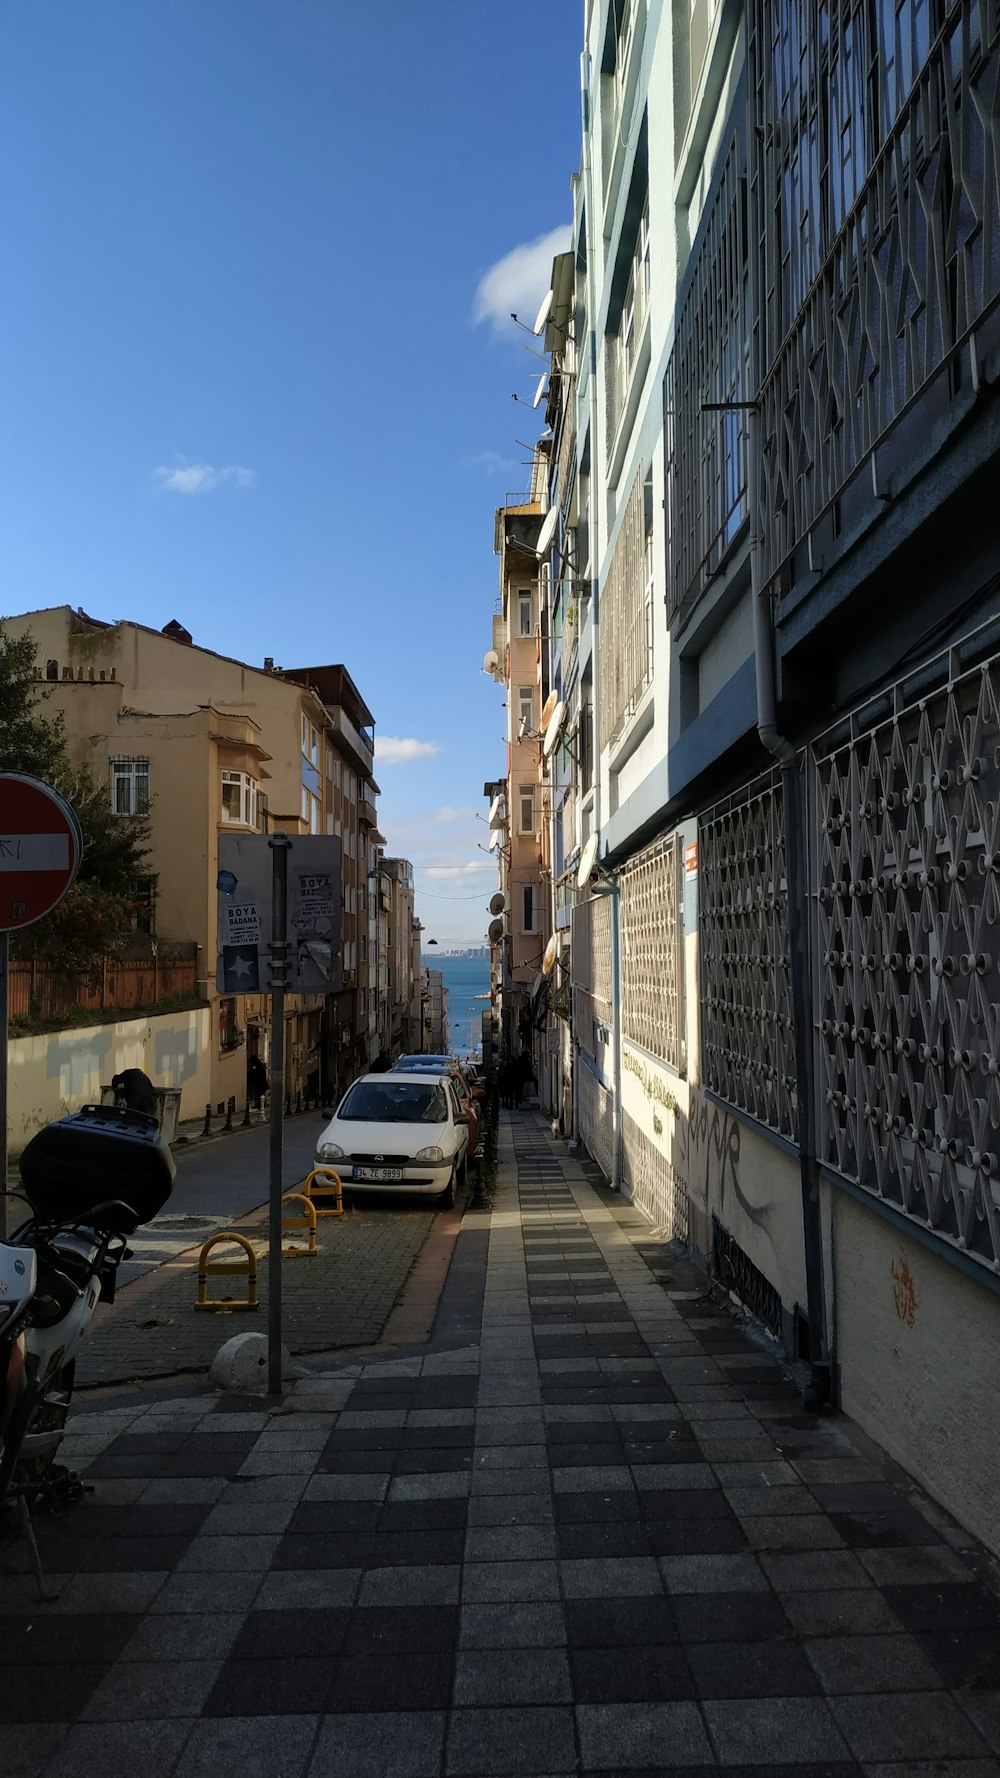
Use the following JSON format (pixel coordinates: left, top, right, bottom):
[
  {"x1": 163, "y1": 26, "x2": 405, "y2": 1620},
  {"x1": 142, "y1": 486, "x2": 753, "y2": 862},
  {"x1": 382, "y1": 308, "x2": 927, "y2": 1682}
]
[{"x1": 315, "y1": 1071, "x2": 470, "y2": 1206}]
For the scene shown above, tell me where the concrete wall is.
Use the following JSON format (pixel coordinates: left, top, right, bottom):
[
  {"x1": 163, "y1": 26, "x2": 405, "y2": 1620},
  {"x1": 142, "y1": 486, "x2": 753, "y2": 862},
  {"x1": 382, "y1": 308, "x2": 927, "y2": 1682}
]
[
  {"x1": 8, "y1": 1007, "x2": 213, "y2": 1154},
  {"x1": 833, "y1": 1190, "x2": 1000, "y2": 1560}
]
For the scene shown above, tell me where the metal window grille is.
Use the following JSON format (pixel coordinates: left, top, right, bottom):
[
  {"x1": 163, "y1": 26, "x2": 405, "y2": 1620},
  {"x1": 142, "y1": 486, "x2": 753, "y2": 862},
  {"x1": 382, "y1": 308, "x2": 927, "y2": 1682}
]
[
  {"x1": 109, "y1": 756, "x2": 149, "y2": 817},
  {"x1": 578, "y1": 1059, "x2": 616, "y2": 1182},
  {"x1": 622, "y1": 1109, "x2": 689, "y2": 1241},
  {"x1": 571, "y1": 893, "x2": 613, "y2": 1060},
  {"x1": 599, "y1": 467, "x2": 653, "y2": 748},
  {"x1": 665, "y1": 137, "x2": 748, "y2": 625},
  {"x1": 749, "y1": 1, "x2": 1000, "y2": 590},
  {"x1": 619, "y1": 831, "x2": 685, "y2": 1071},
  {"x1": 712, "y1": 1214, "x2": 783, "y2": 1339},
  {"x1": 699, "y1": 772, "x2": 797, "y2": 1138},
  {"x1": 812, "y1": 634, "x2": 1000, "y2": 1275}
]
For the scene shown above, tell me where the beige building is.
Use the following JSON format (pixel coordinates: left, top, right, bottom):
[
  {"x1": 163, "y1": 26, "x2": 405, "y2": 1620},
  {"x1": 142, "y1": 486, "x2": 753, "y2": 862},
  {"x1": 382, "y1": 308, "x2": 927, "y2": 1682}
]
[
  {"x1": 487, "y1": 485, "x2": 551, "y2": 1064},
  {"x1": 6, "y1": 607, "x2": 381, "y2": 1110}
]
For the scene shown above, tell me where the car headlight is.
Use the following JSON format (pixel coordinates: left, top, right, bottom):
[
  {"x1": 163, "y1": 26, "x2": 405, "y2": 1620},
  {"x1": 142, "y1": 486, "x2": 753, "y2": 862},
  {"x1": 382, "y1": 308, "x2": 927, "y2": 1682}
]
[
  {"x1": 316, "y1": 1142, "x2": 345, "y2": 1161},
  {"x1": 413, "y1": 1146, "x2": 444, "y2": 1163}
]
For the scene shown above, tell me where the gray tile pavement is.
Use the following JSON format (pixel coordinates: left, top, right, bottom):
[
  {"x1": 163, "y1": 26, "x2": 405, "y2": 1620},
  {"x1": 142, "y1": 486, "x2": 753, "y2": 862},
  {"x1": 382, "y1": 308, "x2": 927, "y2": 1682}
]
[{"x1": 1, "y1": 1109, "x2": 998, "y2": 1776}]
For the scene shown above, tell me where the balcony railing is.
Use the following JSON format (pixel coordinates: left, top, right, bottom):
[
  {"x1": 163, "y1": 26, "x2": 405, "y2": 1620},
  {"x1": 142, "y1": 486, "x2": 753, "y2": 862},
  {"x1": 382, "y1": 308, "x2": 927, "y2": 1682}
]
[{"x1": 750, "y1": 1, "x2": 1000, "y2": 592}]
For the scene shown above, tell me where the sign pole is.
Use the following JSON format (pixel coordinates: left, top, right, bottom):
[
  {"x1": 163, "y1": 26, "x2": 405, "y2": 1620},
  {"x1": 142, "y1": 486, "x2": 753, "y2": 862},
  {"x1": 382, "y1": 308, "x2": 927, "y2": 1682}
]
[
  {"x1": 267, "y1": 832, "x2": 291, "y2": 1397},
  {"x1": 0, "y1": 931, "x2": 9, "y2": 1243}
]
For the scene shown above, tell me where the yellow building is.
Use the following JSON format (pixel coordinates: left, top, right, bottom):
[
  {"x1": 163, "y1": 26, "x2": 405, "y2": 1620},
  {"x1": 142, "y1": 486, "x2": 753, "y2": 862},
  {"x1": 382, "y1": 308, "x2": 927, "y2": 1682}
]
[{"x1": 6, "y1": 607, "x2": 381, "y2": 1111}]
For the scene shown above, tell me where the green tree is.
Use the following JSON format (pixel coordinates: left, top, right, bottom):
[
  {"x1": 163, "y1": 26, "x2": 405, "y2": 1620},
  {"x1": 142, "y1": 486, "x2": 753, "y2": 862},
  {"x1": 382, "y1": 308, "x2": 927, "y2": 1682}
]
[{"x1": 0, "y1": 625, "x2": 156, "y2": 972}]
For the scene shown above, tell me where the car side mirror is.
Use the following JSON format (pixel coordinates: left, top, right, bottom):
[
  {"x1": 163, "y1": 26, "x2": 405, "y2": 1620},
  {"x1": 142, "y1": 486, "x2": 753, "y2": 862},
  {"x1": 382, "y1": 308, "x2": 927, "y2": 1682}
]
[
  {"x1": 321, "y1": 1106, "x2": 335, "y2": 1121},
  {"x1": 455, "y1": 1113, "x2": 470, "y2": 1125}
]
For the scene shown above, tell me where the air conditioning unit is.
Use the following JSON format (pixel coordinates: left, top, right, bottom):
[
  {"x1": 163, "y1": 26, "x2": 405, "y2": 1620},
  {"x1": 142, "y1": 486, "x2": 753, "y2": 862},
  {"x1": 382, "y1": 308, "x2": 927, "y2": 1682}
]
[{"x1": 342, "y1": 968, "x2": 356, "y2": 986}]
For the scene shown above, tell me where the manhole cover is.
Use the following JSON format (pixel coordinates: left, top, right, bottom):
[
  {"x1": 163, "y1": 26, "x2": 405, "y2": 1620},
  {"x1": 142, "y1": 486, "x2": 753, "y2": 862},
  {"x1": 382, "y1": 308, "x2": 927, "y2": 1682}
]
[{"x1": 151, "y1": 1216, "x2": 217, "y2": 1232}]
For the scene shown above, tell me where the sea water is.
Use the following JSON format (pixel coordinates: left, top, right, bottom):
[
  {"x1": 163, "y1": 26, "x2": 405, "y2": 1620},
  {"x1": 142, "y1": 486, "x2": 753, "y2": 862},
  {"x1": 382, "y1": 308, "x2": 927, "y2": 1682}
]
[{"x1": 425, "y1": 953, "x2": 490, "y2": 1058}]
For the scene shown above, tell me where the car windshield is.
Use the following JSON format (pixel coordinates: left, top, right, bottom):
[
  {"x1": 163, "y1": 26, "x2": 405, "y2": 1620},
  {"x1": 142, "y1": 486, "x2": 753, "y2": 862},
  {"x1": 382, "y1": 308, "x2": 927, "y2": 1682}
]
[
  {"x1": 337, "y1": 1081, "x2": 448, "y2": 1124},
  {"x1": 395, "y1": 1056, "x2": 450, "y2": 1071}
]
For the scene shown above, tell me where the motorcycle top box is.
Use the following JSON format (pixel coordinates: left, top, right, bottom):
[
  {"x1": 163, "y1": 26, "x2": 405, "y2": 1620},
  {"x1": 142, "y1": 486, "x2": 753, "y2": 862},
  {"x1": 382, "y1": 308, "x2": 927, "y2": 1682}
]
[{"x1": 18, "y1": 1104, "x2": 176, "y2": 1226}]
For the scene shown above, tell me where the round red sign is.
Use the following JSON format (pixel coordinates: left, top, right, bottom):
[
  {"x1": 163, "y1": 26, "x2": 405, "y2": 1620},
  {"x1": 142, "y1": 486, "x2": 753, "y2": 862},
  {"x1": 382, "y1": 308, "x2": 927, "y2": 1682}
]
[{"x1": 0, "y1": 774, "x2": 82, "y2": 932}]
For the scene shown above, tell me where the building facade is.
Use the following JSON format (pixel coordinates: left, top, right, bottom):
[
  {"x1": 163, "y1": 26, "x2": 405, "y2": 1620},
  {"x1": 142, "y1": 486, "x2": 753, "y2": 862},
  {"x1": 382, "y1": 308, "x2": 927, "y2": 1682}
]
[
  {"x1": 7, "y1": 607, "x2": 385, "y2": 1111},
  {"x1": 492, "y1": 1, "x2": 1000, "y2": 1559}
]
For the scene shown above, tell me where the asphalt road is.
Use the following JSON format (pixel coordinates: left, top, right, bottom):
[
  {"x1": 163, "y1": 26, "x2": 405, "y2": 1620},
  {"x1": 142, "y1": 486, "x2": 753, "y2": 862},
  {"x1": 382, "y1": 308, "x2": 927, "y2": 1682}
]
[{"x1": 118, "y1": 1112, "x2": 327, "y2": 1285}]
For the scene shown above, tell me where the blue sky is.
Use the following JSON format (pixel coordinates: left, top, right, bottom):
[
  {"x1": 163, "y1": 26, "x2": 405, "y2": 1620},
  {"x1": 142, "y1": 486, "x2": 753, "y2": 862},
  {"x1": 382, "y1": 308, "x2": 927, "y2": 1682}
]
[{"x1": 0, "y1": 1, "x2": 582, "y2": 947}]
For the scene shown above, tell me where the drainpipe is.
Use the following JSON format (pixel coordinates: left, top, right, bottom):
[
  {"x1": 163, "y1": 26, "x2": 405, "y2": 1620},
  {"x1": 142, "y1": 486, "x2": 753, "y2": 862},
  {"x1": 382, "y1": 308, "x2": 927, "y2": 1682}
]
[
  {"x1": 608, "y1": 881, "x2": 623, "y2": 1191},
  {"x1": 748, "y1": 189, "x2": 831, "y2": 1412}
]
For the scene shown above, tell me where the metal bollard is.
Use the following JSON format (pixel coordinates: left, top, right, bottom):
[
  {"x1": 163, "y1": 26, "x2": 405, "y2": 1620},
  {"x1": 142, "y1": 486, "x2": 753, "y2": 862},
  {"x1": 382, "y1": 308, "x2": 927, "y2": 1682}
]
[
  {"x1": 241, "y1": 1099, "x2": 253, "y2": 1128},
  {"x1": 224, "y1": 1096, "x2": 235, "y2": 1133},
  {"x1": 195, "y1": 1233, "x2": 259, "y2": 1311},
  {"x1": 202, "y1": 1103, "x2": 212, "y2": 1138},
  {"x1": 303, "y1": 1166, "x2": 345, "y2": 1217},
  {"x1": 281, "y1": 1192, "x2": 318, "y2": 1257}
]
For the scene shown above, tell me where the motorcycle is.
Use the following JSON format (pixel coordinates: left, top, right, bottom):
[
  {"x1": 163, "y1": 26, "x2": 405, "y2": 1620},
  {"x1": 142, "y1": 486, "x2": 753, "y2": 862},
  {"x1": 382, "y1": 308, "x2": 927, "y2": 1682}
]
[{"x1": 1, "y1": 1103, "x2": 174, "y2": 1594}]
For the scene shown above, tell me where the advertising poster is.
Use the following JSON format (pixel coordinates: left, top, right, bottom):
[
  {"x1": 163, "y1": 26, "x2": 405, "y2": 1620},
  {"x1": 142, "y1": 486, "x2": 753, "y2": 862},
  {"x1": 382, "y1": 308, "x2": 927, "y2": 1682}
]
[{"x1": 216, "y1": 834, "x2": 343, "y2": 994}]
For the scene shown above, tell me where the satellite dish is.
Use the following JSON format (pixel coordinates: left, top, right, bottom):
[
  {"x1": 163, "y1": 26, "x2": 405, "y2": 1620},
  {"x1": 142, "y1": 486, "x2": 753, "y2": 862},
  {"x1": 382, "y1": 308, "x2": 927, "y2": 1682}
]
[
  {"x1": 541, "y1": 935, "x2": 558, "y2": 976},
  {"x1": 489, "y1": 892, "x2": 506, "y2": 916},
  {"x1": 533, "y1": 287, "x2": 554, "y2": 334},
  {"x1": 488, "y1": 917, "x2": 504, "y2": 943},
  {"x1": 488, "y1": 792, "x2": 507, "y2": 827},
  {"x1": 577, "y1": 832, "x2": 600, "y2": 891},
  {"x1": 532, "y1": 374, "x2": 548, "y2": 409},
  {"x1": 536, "y1": 505, "x2": 558, "y2": 558},
  {"x1": 539, "y1": 689, "x2": 559, "y2": 733},
  {"x1": 483, "y1": 648, "x2": 499, "y2": 674},
  {"x1": 542, "y1": 700, "x2": 566, "y2": 760},
  {"x1": 488, "y1": 830, "x2": 500, "y2": 852}
]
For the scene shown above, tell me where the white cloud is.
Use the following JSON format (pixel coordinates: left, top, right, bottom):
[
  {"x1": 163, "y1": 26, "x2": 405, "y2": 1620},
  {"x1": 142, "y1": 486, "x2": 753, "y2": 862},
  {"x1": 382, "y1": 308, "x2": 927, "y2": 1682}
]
[
  {"x1": 473, "y1": 225, "x2": 572, "y2": 338},
  {"x1": 423, "y1": 861, "x2": 495, "y2": 879},
  {"x1": 432, "y1": 805, "x2": 477, "y2": 824},
  {"x1": 375, "y1": 736, "x2": 441, "y2": 766},
  {"x1": 467, "y1": 449, "x2": 522, "y2": 477},
  {"x1": 152, "y1": 460, "x2": 256, "y2": 495}
]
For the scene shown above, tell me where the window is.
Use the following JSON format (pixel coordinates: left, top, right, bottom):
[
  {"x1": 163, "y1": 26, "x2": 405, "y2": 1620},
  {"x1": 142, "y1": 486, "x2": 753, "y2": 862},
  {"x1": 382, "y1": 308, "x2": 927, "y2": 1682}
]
[
  {"x1": 518, "y1": 784, "x2": 536, "y2": 834},
  {"x1": 301, "y1": 715, "x2": 319, "y2": 767},
  {"x1": 606, "y1": 191, "x2": 650, "y2": 441},
  {"x1": 301, "y1": 786, "x2": 320, "y2": 833},
  {"x1": 221, "y1": 771, "x2": 258, "y2": 828},
  {"x1": 518, "y1": 592, "x2": 533, "y2": 637},
  {"x1": 131, "y1": 877, "x2": 156, "y2": 937},
  {"x1": 523, "y1": 884, "x2": 538, "y2": 934},
  {"x1": 219, "y1": 997, "x2": 241, "y2": 1054},
  {"x1": 517, "y1": 686, "x2": 535, "y2": 736},
  {"x1": 110, "y1": 756, "x2": 149, "y2": 817}
]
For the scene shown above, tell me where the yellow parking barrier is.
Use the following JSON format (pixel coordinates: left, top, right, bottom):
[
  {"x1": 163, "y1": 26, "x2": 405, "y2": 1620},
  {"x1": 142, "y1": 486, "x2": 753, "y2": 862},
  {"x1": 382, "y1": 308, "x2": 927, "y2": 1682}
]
[
  {"x1": 304, "y1": 1166, "x2": 344, "y2": 1217},
  {"x1": 282, "y1": 1191, "x2": 318, "y2": 1258},
  {"x1": 195, "y1": 1233, "x2": 260, "y2": 1311}
]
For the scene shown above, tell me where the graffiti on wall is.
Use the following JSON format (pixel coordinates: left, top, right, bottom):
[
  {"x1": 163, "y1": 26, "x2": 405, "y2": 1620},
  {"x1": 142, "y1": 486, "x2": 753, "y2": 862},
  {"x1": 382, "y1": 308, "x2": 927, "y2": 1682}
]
[{"x1": 891, "y1": 1255, "x2": 918, "y2": 1328}]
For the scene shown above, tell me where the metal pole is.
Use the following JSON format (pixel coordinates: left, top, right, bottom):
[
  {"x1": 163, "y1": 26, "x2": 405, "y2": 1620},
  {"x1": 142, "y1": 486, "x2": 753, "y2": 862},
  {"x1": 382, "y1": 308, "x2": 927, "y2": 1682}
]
[
  {"x1": 267, "y1": 832, "x2": 291, "y2": 1396},
  {"x1": 0, "y1": 931, "x2": 9, "y2": 1242}
]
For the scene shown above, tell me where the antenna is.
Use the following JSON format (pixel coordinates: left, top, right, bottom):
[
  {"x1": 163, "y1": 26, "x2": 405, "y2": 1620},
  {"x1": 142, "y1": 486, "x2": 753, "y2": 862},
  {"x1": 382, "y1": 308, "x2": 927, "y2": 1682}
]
[
  {"x1": 489, "y1": 891, "x2": 506, "y2": 916},
  {"x1": 577, "y1": 833, "x2": 600, "y2": 891},
  {"x1": 541, "y1": 934, "x2": 558, "y2": 976},
  {"x1": 488, "y1": 917, "x2": 504, "y2": 943},
  {"x1": 532, "y1": 374, "x2": 548, "y2": 409},
  {"x1": 483, "y1": 648, "x2": 500, "y2": 675},
  {"x1": 533, "y1": 288, "x2": 554, "y2": 334},
  {"x1": 488, "y1": 830, "x2": 500, "y2": 851},
  {"x1": 536, "y1": 506, "x2": 558, "y2": 558},
  {"x1": 542, "y1": 700, "x2": 566, "y2": 760},
  {"x1": 539, "y1": 689, "x2": 559, "y2": 734}
]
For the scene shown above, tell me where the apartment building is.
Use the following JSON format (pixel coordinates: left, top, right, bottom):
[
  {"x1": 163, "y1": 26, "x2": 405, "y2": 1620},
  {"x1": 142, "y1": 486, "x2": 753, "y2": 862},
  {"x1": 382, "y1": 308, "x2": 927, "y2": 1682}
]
[
  {"x1": 376, "y1": 857, "x2": 417, "y2": 1059},
  {"x1": 6, "y1": 607, "x2": 381, "y2": 1111},
  {"x1": 485, "y1": 473, "x2": 552, "y2": 1075},
  {"x1": 515, "y1": 0, "x2": 1000, "y2": 1557}
]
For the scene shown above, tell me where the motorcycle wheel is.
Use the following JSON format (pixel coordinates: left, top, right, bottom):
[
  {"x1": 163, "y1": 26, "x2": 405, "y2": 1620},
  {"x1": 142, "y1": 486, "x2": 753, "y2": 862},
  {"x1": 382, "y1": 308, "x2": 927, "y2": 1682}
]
[{"x1": 16, "y1": 1361, "x2": 77, "y2": 1498}]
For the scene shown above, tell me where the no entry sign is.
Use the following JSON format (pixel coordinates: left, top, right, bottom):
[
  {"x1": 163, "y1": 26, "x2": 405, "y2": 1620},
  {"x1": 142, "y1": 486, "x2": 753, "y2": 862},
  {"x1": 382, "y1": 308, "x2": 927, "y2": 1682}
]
[{"x1": 0, "y1": 773, "x2": 82, "y2": 931}]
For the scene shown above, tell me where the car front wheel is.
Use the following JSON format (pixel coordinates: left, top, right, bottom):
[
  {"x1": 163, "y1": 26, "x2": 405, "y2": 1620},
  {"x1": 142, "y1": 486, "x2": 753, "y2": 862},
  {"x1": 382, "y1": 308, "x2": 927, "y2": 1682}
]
[{"x1": 438, "y1": 1165, "x2": 457, "y2": 1209}]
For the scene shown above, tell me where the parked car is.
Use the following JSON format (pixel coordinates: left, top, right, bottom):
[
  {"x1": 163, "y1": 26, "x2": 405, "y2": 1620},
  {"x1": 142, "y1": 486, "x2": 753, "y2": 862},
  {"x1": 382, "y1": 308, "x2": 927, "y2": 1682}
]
[
  {"x1": 315, "y1": 1071, "x2": 469, "y2": 1207},
  {"x1": 393, "y1": 1055, "x2": 481, "y2": 1148}
]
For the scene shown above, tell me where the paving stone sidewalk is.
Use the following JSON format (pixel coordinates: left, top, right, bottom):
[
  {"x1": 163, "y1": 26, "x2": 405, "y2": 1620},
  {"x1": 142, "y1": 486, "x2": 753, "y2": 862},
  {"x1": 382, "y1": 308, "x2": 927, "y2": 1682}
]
[
  {"x1": 1, "y1": 1110, "x2": 999, "y2": 1777},
  {"x1": 76, "y1": 1202, "x2": 436, "y2": 1388}
]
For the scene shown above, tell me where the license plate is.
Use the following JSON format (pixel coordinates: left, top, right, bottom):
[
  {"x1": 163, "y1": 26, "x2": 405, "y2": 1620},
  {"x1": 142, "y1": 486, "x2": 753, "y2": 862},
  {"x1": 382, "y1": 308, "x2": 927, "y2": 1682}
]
[{"x1": 352, "y1": 1166, "x2": 404, "y2": 1182}]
